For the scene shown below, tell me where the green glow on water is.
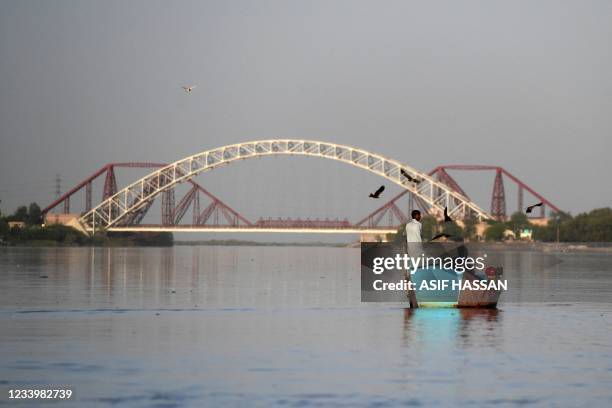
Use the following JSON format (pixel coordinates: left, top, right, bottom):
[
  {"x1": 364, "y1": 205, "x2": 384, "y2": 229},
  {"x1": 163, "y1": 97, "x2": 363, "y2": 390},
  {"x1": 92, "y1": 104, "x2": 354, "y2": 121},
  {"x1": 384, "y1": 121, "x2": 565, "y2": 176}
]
[{"x1": 417, "y1": 302, "x2": 458, "y2": 308}]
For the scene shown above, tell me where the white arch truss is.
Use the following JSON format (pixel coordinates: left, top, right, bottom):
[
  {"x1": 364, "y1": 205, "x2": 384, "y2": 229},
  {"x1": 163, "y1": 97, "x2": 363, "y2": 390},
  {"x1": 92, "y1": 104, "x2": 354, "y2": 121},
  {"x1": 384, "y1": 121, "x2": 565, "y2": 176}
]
[{"x1": 79, "y1": 140, "x2": 490, "y2": 232}]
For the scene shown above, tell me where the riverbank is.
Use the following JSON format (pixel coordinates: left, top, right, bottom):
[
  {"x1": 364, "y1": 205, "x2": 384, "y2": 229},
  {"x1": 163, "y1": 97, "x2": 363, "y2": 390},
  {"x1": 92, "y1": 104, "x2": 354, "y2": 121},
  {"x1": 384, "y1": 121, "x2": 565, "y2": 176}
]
[
  {"x1": 471, "y1": 241, "x2": 612, "y2": 253},
  {"x1": 0, "y1": 225, "x2": 173, "y2": 247},
  {"x1": 3, "y1": 226, "x2": 611, "y2": 251}
]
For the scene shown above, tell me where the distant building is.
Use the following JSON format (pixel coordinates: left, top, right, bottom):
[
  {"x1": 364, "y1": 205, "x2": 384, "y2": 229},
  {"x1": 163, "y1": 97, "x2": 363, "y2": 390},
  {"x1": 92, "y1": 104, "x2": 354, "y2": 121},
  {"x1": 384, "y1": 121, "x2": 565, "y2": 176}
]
[
  {"x1": 43, "y1": 213, "x2": 87, "y2": 233},
  {"x1": 503, "y1": 229, "x2": 516, "y2": 240},
  {"x1": 8, "y1": 221, "x2": 25, "y2": 229},
  {"x1": 360, "y1": 233, "x2": 389, "y2": 243},
  {"x1": 527, "y1": 217, "x2": 548, "y2": 227},
  {"x1": 44, "y1": 213, "x2": 79, "y2": 226},
  {"x1": 475, "y1": 219, "x2": 544, "y2": 241},
  {"x1": 519, "y1": 228, "x2": 533, "y2": 241},
  {"x1": 474, "y1": 222, "x2": 489, "y2": 241}
]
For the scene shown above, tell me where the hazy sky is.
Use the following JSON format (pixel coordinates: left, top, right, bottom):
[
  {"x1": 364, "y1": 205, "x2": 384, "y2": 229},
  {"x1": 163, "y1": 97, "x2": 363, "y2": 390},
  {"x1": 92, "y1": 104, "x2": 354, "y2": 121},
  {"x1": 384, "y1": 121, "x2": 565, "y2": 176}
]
[{"x1": 1, "y1": 0, "x2": 611, "y2": 230}]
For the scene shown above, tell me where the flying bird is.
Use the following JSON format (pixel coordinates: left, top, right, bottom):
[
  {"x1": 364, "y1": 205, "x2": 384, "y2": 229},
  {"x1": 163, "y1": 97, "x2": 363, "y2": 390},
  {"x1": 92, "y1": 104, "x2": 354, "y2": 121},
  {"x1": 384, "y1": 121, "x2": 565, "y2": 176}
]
[
  {"x1": 430, "y1": 233, "x2": 453, "y2": 241},
  {"x1": 182, "y1": 85, "x2": 197, "y2": 93},
  {"x1": 526, "y1": 202, "x2": 544, "y2": 214},
  {"x1": 369, "y1": 185, "x2": 385, "y2": 199},
  {"x1": 444, "y1": 207, "x2": 453, "y2": 223},
  {"x1": 400, "y1": 168, "x2": 421, "y2": 183}
]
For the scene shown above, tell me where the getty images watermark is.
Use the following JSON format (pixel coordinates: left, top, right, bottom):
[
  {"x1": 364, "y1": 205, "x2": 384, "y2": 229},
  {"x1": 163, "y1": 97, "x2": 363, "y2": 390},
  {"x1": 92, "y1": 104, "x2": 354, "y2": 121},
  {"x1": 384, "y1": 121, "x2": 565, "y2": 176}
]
[{"x1": 361, "y1": 242, "x2": 508, "y2": 302}]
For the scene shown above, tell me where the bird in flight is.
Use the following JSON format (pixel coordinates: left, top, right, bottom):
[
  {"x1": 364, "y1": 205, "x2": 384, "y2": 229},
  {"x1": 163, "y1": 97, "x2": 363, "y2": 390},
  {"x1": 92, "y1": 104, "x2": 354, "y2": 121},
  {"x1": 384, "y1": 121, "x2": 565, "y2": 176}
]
[
  {"x1": 369, "y1": 185, "x2": 385, "y2": 199},
  {"x1": 444, "y1": 207, "x2": 453, "y2": 223},
  {"x1": 400, "y1": 168, "x2": 421, "y2": 184},
  {"x1": 526, "y1": 202, "x2": 544, "y2": 214},
  {"x1": 182, "y1": 85, "x2": 197, "y2": 93}
]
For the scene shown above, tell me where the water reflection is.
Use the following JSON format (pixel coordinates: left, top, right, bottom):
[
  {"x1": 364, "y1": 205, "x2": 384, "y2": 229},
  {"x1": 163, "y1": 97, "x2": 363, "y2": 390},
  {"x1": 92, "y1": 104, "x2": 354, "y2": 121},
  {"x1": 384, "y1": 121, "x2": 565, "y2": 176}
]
[
  {"x1": 402, "y1": 307, "x2": 502, "y2": 349},
  {"x1": 70, "y1": 246, "x2": 352, "y2": 309}
]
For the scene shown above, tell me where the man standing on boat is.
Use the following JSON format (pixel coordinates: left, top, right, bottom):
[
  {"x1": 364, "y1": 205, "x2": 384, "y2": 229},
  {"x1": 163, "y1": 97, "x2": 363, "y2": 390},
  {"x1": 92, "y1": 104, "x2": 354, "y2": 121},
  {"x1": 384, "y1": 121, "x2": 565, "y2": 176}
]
[
  {"x1": 405, "y1": 210, "x2": 422, "y2": 308},
  {"x1": 405, "y1": 211, "x2": 423, "y2": 269},
  {"x1": 405, "y1": 210, "x2": 422, "y2": 245}
]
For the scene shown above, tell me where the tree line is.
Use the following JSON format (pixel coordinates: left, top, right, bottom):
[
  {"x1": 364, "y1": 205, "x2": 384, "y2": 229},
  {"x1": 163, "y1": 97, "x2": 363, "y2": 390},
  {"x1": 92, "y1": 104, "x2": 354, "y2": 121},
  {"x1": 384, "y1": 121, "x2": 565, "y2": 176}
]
[
  {"x1": 1, "y1": 203, "x2": 43, "y2": 226},
  {"x1": 0, "y1": 202, "x2": 89, "y2": 244},
  {"x1": 0, "y1": 202, "x2": 173, "y2": 246},
  {"x1": 388, "y1": 207, "x2": 612, "y2": 243}
]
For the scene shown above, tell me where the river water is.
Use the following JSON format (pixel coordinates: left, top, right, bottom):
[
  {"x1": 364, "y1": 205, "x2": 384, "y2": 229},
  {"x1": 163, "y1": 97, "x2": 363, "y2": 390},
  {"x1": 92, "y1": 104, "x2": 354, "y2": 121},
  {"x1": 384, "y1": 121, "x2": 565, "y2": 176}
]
[{"x1": 1, "y1": 246, "x2": 611, "y2": 407}]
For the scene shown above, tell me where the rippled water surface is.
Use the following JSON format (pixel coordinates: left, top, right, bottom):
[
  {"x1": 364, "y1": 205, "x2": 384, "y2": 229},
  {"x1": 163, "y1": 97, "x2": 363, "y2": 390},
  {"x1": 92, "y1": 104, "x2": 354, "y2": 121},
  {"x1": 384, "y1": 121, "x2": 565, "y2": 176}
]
[{"x1": 1, "y1": 246, "x2": 612, "y2": 407}]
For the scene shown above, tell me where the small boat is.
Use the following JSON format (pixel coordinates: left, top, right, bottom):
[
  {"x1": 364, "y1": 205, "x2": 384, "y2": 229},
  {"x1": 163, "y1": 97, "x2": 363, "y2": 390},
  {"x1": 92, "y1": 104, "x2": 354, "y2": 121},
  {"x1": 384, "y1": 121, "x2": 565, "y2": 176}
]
[
  {"x1": 407, "y1": 239, "x2": 504, "y2": 308},
  {"x1": 361, "y1": 240, "x2": 505, "y2": 308},
  {"x1": 410, "y1": 264, "x2": 504, "y2": 308}
]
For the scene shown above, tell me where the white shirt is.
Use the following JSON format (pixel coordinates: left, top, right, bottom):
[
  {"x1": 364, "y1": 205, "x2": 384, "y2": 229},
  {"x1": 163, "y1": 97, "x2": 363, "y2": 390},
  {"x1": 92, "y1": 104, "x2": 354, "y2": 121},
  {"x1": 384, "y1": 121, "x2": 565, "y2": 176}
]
[
  {"x1": 405, "y1": 219, "x2": 422, "y2": 243},
  {"x1": 405, "y1": 219, "x2": 423, "y2": 262}
]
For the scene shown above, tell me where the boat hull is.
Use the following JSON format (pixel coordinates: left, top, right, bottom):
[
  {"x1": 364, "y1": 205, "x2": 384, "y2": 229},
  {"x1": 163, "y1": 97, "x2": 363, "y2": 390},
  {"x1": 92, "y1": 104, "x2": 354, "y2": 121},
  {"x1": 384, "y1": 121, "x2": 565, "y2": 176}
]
[{"x1": 410, "y1": 267, "x2": 503, "y2": 308}]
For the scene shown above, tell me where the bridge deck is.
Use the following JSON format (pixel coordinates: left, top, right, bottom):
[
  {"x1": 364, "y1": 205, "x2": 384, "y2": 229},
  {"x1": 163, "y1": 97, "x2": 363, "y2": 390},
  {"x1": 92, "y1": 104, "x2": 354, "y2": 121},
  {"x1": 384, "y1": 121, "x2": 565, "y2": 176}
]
[{"x1": 104, "y1": 226, "x2": 398, "y2": 234}]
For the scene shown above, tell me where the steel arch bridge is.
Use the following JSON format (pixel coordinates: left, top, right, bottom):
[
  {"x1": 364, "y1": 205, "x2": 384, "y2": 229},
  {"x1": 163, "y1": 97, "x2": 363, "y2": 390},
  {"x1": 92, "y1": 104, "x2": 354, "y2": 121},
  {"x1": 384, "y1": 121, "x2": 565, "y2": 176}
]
[{"x1": 77, "y1": 140, "x2": 491, "y2": 234}]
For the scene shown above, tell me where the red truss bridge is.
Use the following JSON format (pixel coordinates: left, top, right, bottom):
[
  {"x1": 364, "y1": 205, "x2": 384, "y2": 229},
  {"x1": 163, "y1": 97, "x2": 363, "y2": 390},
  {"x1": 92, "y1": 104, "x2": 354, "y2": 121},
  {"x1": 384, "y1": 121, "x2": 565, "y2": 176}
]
[{"x1": 41, "y1": 140, "x2": 560, "y2": 234}]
